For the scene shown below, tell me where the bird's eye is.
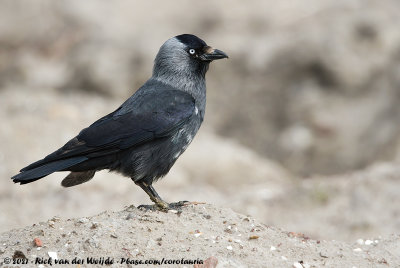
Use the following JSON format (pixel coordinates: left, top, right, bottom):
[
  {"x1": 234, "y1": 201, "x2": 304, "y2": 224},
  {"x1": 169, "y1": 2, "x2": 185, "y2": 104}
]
[{"x1": 189, "y1": 49, "x2": 196, "y2": 55}]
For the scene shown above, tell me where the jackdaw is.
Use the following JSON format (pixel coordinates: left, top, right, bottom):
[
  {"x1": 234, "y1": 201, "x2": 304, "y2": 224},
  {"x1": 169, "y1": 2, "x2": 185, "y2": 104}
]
[{"x1": 12, "y1": 34, "x2": 228, "y2": 211}]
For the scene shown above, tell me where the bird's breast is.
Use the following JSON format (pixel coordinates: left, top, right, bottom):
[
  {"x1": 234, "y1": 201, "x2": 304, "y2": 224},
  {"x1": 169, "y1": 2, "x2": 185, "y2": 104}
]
[{"x1": 170, "y1": 113, "x2": 202, "y2": 159}]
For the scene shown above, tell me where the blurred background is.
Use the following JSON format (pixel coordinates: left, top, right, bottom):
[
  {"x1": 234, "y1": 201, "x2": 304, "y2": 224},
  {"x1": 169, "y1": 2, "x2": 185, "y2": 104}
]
[{"x1": 1, "y1": 0, "x2": 400, "y2": 242}]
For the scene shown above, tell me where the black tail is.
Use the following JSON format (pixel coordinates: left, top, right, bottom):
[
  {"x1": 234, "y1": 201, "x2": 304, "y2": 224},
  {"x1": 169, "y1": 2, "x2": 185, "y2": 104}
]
[{"x1": 12, "y1": 157, "x2": 87, "y2": 184}]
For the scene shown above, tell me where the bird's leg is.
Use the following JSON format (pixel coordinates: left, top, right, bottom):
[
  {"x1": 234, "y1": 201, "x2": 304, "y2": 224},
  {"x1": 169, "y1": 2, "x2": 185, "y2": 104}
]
[
  {"x1": 135, "y1": 181, "x2": 169, "y2": 211},
  {"x1": 135, "y1": 181, "x2": 188, "y2": 212}
]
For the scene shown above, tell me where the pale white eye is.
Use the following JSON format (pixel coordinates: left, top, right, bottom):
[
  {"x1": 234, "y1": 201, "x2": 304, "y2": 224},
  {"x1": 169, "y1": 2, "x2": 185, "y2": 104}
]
[{"x1": 189, "y1": 49, "x2": 196, "y2": 55}]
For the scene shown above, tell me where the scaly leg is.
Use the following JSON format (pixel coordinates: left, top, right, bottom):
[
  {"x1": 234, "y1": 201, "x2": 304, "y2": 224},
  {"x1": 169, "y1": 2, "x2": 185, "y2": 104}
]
[{"x1": 134, "y1": 180, "x2": 188, "y2": 212}]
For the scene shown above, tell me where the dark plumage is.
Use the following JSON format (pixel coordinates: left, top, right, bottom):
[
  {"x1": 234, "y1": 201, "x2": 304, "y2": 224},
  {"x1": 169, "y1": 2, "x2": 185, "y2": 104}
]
[{"x1": 12, "y1": 34, "x2": 228, "y2": 211}]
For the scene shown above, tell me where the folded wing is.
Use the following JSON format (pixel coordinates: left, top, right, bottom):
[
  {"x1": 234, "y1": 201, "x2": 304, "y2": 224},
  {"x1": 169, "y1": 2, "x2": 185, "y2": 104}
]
[{"x1": 12, "y1": 89, "x2": 195, "y2": 184}]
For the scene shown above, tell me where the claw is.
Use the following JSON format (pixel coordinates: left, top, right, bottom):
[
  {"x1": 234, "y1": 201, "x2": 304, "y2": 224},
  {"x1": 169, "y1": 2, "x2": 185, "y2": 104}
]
[
  {"x1": 169, "y1": 200, "x2": 190, "y2": 208},
  {"x1": 138, "y1": 200, "x2": 190, "y2": 212}
]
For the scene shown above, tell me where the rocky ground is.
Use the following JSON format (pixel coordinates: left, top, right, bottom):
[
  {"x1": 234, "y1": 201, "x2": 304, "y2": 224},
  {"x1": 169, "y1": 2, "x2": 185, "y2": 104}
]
[{"x1": 1, "y1": 205, "x2": 399, "y2": 268}]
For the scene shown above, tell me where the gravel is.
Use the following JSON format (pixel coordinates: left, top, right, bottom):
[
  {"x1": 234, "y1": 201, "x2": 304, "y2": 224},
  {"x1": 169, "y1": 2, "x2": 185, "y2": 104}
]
[{"x1": 1, "y1": 204, "x2": 399, "y2": 267}]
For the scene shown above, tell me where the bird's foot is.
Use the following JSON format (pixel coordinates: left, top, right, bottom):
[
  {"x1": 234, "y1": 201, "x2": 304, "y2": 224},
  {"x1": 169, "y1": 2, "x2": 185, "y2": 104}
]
[
  {"x1": 138, "y1": 200, "x2": 190, "y2": 212},
  {"x1": 168, "y1": 200, "x2": 190, "y2": 209}
]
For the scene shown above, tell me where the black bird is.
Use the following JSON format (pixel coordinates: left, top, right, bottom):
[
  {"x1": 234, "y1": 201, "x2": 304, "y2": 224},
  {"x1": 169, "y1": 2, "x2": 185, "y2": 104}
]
[{"x1": 12, "y1": 34, "x2": 228, "y2": 211}]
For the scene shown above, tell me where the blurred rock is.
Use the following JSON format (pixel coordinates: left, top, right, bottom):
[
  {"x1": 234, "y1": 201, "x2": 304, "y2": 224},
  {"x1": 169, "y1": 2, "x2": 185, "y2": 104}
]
[
  {"x1": 242, "y1": 162, "x2": 400, "y2": 241},
  {"x1": 1, "y1": 0, "x2": 400, "y2": 175},
  {"x1": 209, "y1": 1, "x2": 400, "y2": 176}
]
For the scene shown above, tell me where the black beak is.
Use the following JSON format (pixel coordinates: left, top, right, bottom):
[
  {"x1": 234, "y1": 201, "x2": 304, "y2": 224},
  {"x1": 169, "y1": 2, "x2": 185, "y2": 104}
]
[{"x1": 200, "y1": 46, "x2": 229, "y2": 61}]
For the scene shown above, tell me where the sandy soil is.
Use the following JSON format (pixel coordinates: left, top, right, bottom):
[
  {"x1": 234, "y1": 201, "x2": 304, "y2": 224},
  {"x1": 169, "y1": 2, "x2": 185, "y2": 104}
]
[{"x1": 1, "y1": 205, "x2": 399, "y2": 268}]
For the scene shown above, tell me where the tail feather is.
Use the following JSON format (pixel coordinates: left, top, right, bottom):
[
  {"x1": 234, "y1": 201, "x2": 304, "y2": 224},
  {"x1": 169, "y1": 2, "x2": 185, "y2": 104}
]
[
  {"x1": 12, "y1": 157, "x2": 88, "y2": 184},
  {"x1": 61, "y1": 171, "x2": 96, "y2": 187}
]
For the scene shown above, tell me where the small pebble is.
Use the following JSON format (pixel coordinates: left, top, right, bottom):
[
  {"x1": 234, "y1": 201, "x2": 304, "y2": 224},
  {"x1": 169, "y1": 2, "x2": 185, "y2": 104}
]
[
  {"x1": 226, "y1": 245, "x2": 233, "y2": 251},
  {"x1": 281, "y1": 256, "x2": 287, "y2": 261},
  {"x1": 90, "y1": 223, "x2": 99, "y2": 229},
  {"x1": 364, "y1": 240, "x2": 373, "y2": 245},
  {"x1": 51, "y1": 216, "x2": 61, "y2": 222},
  {"x1": 194, "y1": 233, "x2": 202, "y2": 238},
  {"x1": 126, "y1": 213, "x2": 136, "y2": 220},
  {"x1": 353, "y1": 248, "x2": 362, "y2": 252},
  {"x1": 293, "y1": 262, "x2": 303, "y2": 268},
  {"x1": 33, "y1": 238, "x2": 43, "y2": 247},
  {"x1": 78, "y1": 218, "x2": 89, "y2": 223},
  {"x1": 270, "y1": 246, "x2": 276, "y2": 251},
  {"x1": 146, "y1": 239, "x2": 156, "y2": 248},
  {"x1": 356, "y1": 239, "x2": 364, "y2": 245},
  {"x1": 196, "y1": 256, "x2": 218, "y2": 268},
  {"x1": 48, "y1": 251, "x2": 58, "y2": 260}
]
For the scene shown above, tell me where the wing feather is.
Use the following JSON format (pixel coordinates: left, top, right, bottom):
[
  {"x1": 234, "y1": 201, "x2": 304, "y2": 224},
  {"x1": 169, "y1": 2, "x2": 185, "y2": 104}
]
[{"x1": 20, "y1": 90, "x2": 195, "y2": 172}]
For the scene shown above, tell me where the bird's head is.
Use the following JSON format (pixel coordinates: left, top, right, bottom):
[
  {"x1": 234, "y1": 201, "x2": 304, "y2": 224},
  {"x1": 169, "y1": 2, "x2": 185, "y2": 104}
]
[{"x1": 153, "y1": 34, "x2": 228, "y2": 80}]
